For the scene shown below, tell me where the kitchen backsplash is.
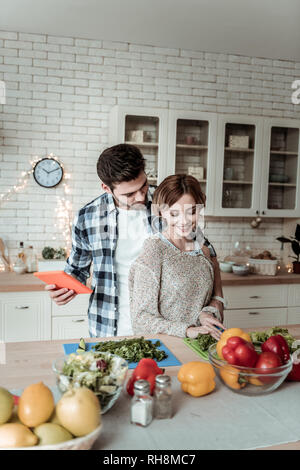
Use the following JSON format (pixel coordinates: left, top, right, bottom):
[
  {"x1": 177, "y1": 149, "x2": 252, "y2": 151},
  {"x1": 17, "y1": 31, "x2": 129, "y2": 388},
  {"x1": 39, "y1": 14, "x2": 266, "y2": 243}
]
[{"x1": 0, "y1": 30, "x2": 300, "y2": 263}]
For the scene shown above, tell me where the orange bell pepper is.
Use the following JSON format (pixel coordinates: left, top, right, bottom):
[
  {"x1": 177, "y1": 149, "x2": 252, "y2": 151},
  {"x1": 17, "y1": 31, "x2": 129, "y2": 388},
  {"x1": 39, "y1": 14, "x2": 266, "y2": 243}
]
[{"x1": 216, "y1": 328, "x2": 252, "y2": 360}]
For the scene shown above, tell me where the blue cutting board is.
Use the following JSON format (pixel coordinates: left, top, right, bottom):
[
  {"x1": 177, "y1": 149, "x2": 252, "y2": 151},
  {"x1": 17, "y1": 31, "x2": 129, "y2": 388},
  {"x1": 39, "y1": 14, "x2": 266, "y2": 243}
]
[{"x1": 62, "y1": 339, "x2": 181, "y2": 369}]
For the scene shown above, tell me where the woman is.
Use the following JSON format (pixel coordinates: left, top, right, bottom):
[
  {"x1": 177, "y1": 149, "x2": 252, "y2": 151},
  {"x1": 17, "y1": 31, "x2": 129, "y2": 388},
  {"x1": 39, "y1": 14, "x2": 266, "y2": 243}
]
[{"x1": 128, "y1": 174, "x2": 226, "y2": 340}]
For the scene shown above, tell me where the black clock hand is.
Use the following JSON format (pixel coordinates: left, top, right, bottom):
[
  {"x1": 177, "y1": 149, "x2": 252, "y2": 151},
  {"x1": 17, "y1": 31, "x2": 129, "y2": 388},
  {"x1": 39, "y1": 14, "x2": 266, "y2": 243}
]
[
  {"x1": 42, "y1": 168, "x2": 50, "y2": 174},
  {"x1": 48, "y1": 167, "x2": 61, "y2": 174}
]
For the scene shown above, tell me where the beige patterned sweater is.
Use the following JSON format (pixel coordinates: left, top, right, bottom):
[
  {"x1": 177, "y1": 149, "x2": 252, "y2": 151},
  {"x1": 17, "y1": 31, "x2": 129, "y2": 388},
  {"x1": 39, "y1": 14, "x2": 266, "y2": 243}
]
[{"x1": 128, "y1": 234, "x2": 214, "y2": 337}]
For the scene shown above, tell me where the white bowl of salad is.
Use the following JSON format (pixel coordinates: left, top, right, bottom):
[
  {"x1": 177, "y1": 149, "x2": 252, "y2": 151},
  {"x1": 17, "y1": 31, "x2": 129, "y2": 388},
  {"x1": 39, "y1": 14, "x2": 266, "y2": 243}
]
[{"x1": 52, "y1": 351, "x2": 128, "y2": 414}]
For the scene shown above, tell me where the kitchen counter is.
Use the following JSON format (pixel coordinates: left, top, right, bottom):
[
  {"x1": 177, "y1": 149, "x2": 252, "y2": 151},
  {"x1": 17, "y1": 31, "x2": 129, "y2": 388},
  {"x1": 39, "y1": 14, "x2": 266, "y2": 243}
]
[
  {"x1": 221, "y1": 271, "x2": 300, "y2": 286},
  {"x1": 0, "y1": 272, "x2": 45, "y2": 292},
  {"x1": 1, "y1": 325, "x2": 300, "y2": 450},
  {"x1": 1, "y1": 270, "x2": 300, "y2": 292}
]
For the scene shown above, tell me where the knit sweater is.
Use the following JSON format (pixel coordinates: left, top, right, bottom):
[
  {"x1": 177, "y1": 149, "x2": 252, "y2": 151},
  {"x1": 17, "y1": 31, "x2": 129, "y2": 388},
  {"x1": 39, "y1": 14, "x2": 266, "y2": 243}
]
[{"x1": 128, "y1": 234, "x2": 215, "y2": 337}]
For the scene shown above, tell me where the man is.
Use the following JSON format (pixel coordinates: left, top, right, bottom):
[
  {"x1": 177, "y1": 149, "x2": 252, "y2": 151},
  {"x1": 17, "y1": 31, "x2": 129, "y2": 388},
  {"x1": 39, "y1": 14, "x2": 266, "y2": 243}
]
[{"x1": 46, "y1": 144, "x2": 225, "y2": 337}]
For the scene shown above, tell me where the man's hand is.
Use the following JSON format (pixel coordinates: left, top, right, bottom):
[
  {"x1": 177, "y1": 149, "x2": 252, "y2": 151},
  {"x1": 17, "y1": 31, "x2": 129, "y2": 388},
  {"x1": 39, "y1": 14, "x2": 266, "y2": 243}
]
[{"x1": 45, "y1": 284, "x2": 77, "y2": 305}]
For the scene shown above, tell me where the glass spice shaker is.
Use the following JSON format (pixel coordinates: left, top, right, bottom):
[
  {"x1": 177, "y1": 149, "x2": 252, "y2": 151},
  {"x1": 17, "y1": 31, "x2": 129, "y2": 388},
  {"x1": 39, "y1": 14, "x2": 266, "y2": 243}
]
[
  {"x1": 154, "y1": 374, "x2": 172, "y2": 419},
  {"x1": 131, "y1": 379, "x2": 153, "y2": 427}
]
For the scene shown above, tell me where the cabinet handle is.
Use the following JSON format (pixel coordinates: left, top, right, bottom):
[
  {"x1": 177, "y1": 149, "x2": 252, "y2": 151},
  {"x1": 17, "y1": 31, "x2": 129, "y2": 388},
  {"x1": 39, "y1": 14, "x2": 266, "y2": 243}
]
[
  {"x1": 15, "y1": 306, "x2": 29, "y2": 309},
  {"x1": 262, "y1": 211, "x2": 266, "y2": 215},
  {"x1": 256, "y1": 210, "x2": 260, "y2": 215},
  {"x1": 72, "y1": 319, "x2": 85, "y2": 323},
  {"x1": 249, "y1": 296, "x2": 260, "y2": 299},
  {"x1": 248, "y1": 311, "x2": 260, "y2": 315}
]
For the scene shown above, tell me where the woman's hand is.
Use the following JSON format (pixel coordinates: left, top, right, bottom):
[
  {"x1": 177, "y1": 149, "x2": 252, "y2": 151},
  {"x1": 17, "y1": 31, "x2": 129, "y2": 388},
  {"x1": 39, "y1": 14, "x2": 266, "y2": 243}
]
[
  {"x1": 198, "y1": 312, "x2": 225, "y2": 340},
  {"x1": 186, "y1": 325, "x2": 213, "y2": 339},
  {"x1": 209, "y1": 299, "x2": 224, "y2": 323}
]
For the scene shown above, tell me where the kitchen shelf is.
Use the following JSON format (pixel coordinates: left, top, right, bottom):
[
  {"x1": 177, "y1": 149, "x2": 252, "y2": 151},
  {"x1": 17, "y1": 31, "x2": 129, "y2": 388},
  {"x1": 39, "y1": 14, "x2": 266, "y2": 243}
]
[
  {"x1": 125, "y1": 141, "x2": 159, "y2": 148},
  {"x1": 176, "y1": 144, "x2": 208, "y2": 150},
  {"x1": 223, "y1": 180, "x2": 253, "y2": 185},
  {"x1": 270, "y1": 150, "x2": 298, "y2": 156},
  {"x1": 268, "y1": 183, "x2": 296, "y2": 187},
  {"x1": 225, "y1": 147, "x2": 254, "y2": 153}
]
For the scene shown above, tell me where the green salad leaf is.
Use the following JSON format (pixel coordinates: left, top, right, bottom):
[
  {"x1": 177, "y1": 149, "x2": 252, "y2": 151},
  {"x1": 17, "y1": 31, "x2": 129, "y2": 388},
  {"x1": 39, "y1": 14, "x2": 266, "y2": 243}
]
[{"x1": 250, "y1": 326, "x2": 299, "y2": 353}]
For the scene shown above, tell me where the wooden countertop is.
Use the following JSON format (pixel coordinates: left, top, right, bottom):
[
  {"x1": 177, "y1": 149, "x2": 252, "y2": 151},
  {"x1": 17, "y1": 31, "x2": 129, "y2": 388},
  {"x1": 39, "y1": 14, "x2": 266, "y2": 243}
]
[
  {"x1": 1, "y1": 325, "x2": 300, "y2": 450},
  {"x1": 1, "y1": 270, "x2": 300, "y2": 293}
]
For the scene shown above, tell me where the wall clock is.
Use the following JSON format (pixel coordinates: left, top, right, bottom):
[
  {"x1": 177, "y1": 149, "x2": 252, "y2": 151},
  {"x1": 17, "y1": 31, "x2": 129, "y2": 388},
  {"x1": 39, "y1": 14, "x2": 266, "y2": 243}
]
[{"x1": 33, "y1": 157, "x2": 64, "y2": 188}]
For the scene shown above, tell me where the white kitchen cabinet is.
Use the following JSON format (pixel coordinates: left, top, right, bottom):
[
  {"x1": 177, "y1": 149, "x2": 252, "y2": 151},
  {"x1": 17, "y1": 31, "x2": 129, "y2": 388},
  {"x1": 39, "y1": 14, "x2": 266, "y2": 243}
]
[
  {"x1": 109, "y1": 105, "x2": 169, "y2": 185},
  {"x1": 51, "y1": 294, "x2": 90, "y2": 317},
  {"x1": 223, "y1": 284, "x2": 288, "y2": 310},
  {"x1": 52, "y1": 315, "x2": 89, "y2": 340},
  {"x1": 109, "y1": 106, "x2": 300, "y2": 218},
  {"x1": 260, "y1": 118, "x2": 300, "y2": 218},
  {"x1": 287, "y1": 308, "x2": 300, "y2": 325},
  {"x1": 52, "y1": 294, "x2": 90, "y2": 339},
  {"x1": 214, "y1": 114, "x2": 263, "y2": 217},
  {"x1": 224, "y1": 308, "x2": 288, "y2": 329},
  {"x1": 167, "y1": 110, "x2": 217, "y2": 215},
  {"x1": 223, "y1": 283, "x2": 300, "y2": 329},
  {"x1": 0, "y1": 291, "x2": 51, "y2": 342}
]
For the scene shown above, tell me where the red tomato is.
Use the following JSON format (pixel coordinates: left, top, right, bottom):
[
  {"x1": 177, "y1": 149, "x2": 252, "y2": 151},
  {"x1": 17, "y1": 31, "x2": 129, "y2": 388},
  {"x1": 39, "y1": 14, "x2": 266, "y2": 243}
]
[{"x1": 255, "y1": 351, "x2": 282, "y2": 384}]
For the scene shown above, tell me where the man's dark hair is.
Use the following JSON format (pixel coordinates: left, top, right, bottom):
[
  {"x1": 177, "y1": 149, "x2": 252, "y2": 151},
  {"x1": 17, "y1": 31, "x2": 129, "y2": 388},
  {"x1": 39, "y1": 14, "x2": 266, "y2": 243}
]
[{"x1": 97, "y1": 144, "x2": 146, "y2": 189}]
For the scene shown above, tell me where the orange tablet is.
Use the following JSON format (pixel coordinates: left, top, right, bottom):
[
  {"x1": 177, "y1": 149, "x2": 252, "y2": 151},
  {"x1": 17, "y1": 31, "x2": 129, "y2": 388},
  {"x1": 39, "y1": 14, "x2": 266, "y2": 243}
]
[{"x1": 33, "y1": 271, "x2": 93, "y2": 294}]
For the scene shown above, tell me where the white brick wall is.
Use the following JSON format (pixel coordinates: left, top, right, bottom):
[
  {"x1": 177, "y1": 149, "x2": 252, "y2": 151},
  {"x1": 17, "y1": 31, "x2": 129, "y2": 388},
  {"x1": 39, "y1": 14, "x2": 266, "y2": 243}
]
[{"x1": 0, "y1": 30, "x2": 300, "y2": 264}]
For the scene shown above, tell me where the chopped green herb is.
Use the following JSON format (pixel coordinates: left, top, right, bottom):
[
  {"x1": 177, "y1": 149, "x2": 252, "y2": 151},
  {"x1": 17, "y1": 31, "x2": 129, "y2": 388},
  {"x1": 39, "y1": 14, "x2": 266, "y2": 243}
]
[
  {"x1": 92, "y1": 336, "x2": 167, "y2": 363},
  {"x1": 195, "y1": 334, "x2": 217, "y2": 352}
]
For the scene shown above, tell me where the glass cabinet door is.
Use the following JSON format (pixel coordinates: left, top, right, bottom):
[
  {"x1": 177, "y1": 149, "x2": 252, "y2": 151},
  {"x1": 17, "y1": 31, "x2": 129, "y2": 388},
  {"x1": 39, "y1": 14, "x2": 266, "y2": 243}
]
[
  {"x1": 167, "y1": 111, "x2": 217, "y2": 215},
  {"x1": 267, "y1": 126, "x2": 299, "y2": 211},
  {"x1": 124, "y1": 115, "x2": 159, "y2": 186},
  {"x1": 109, "y1": 106, "x2": 169, "y2": 186},
  {"x1": 174, "y1": 118, "x2": 209, "y2": 195},
  {"x1": 221, "y1": 123, "x2": 256, "y2": 209},
  {"x1": 215, "y1": 115, "x2": 262, "y2": 216}
]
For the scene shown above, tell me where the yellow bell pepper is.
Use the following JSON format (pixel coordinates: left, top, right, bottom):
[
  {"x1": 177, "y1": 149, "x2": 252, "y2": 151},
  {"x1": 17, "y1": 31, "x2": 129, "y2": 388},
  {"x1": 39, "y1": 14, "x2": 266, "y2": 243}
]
[
  {"x1": 177, "y1": 362, "x2": 216, "y2": 397},
  {"x1": 219, "y1": 365, "x2": 247, "y2": 390},
  {"x1": 247, "y1": 376, "x2": 264, "y2": 386},
  {"x1": 216, "y1": 327, "x2": 252, "y2": 360}
]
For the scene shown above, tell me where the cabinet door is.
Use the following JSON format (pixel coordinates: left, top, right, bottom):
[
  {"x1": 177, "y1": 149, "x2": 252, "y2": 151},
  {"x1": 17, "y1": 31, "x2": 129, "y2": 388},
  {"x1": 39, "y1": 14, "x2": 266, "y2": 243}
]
[
  {"x1": 109, "y1": 105, "x2": 169, "y2": 186},
  {"x1": 167, "y1": 111, "x2": 217, "y2": 215},
  {"x1": 260, "y1": 118, "x2": 300, "y2": 217},
  {"x1": 214, "y1": 114, "x2": 263, "y2": 216},
  {"x1": 0, "y1": 292, "x2": 51, "y2": 342},
  {"x1": 52, "y1": 294, "x2": 90, "y2": 317},
  {"x1": 287, "y1": 308, "x2": 300, "y2": 325},
  {"x1": 52, "y1": 316, "x2": 89, "y2": 340},
  {"x1": 224, "y1": 308, "x2": 287, "y2": 329}
]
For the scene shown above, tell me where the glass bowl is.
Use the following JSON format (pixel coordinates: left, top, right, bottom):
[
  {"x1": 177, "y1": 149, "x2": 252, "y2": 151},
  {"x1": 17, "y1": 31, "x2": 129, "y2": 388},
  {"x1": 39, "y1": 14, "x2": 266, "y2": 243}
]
[
  {"x1": 208, "y1": 343, "x2": 293, "y2": 396},
  {"x1": 52, "y1": 351, "x2": 128, "y2": 414}
]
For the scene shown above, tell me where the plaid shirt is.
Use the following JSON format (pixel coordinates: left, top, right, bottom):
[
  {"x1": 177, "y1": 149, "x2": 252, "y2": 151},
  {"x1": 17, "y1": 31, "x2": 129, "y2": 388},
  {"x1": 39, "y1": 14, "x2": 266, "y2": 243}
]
[{"x1": 64, "y1": 186, "x2": 217, "y2": 338}]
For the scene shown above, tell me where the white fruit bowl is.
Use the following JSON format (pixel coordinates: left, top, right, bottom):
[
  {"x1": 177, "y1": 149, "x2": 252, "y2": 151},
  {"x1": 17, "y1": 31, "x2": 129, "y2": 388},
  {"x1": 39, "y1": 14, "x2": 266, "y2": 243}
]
[{"x1": 10, "y1": 423, "x2": 102, "y2": 450}]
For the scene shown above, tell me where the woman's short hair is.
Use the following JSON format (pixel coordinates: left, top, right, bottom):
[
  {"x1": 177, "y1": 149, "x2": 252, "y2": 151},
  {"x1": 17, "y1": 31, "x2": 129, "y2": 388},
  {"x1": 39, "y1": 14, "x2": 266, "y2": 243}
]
[{"x1": 152, "y1": 174, "x2": 206, "y2": 215}]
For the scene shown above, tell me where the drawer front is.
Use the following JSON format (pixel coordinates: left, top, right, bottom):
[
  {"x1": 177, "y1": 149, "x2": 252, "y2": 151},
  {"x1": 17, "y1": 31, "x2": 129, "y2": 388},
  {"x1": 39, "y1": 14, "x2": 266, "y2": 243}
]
[
  {"x1": 223, "y1": 285, "x2": 288, "y2": 309},
  {"x1": 288, "y1": 285, "x2": 300, "y2": 307},
  {"x1": 52, "y1": 294, "x2": 90, "y2": 317},
  {"x1": 224, "y1": 308, "x2": 288, "y2": 329},
  {"x1": 287, "y1": 307, "x2": 300, "y2": 325},
  {"x1": 52, "y1": 315, "x2": 89, "y2": 340},
  {"x1": 0, "y1": 292, "x2": 51, "y2": 342}
]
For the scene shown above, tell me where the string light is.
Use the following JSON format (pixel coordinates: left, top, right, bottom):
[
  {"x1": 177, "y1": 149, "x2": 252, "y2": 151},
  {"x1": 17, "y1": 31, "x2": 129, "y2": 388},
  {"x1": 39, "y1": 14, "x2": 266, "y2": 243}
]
[{"x1": 0, "y1": 153, "x2": 73, "y2": 254}]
